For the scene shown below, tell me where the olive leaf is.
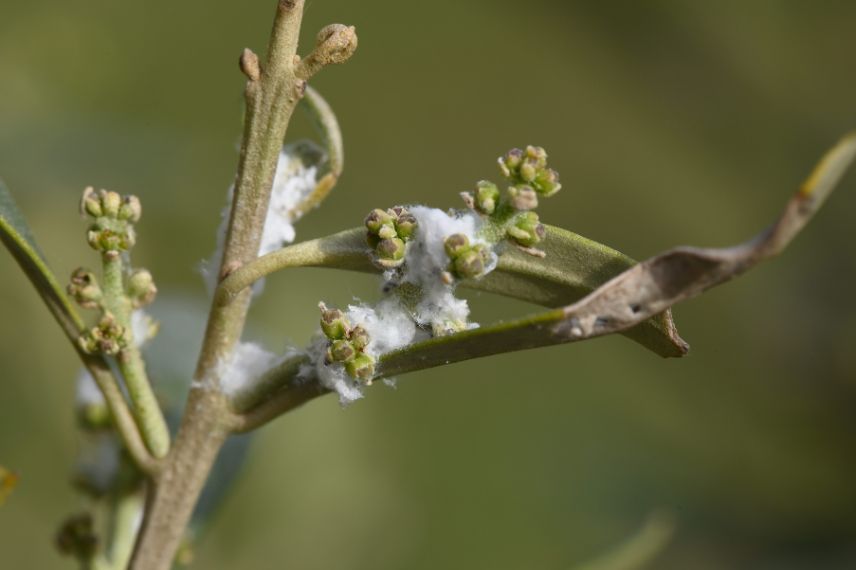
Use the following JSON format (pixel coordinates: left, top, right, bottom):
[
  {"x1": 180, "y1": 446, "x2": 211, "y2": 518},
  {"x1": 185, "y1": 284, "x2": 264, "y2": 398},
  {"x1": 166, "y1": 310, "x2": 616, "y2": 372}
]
[
  {"x1": 217, "y1": 227, "x2": 686, "y2": 357},
  {"x1": 0, "y1": 180, "x2": 84, "y2": 339},
  {"x1": 379, "y1": 132, "x2": 856, "y2": 375},
  {"x1": 230, "y1": 132, "x2": 856, "y2": 431}
]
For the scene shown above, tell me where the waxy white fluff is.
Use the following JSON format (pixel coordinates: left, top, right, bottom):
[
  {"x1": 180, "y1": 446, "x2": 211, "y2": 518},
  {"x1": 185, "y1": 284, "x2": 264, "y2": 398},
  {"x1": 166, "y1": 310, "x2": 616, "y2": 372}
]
[
  {"x1": 400, "y1": 206, "x2": 493, "y2": 334},
  {"x1": 216, "y1": 342, "x2": 282, "y2": 400},
  {"x1": 306, "y1": 297, "x2": 426, "y2": 405},
  {"x1": 202, "y1": 144, "x2": 320, "y2": 295},
  {"x1": 259, "y1": 150, "x2": 320, "y2": 256}
]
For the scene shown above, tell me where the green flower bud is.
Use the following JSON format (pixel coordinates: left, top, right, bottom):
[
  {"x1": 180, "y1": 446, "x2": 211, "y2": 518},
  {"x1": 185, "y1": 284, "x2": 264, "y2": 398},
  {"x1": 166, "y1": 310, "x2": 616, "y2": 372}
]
[
  {"x1": 376, "y1": 237, "x2": 406, "y2": 268},
  {"x1": 443, "y1": 233, "x2": 470, "y2": 258},
  {"x1": 498, "y1": 148, "x2": 524, "y2": 179},
  {"x1": 519, "y1": 161, "x2": 537, "y2": 183},
  {"x1": 349, "y1": 325, "x2": 370, "y2": 351},
  {"x1": 101, "y1": 190, "x2": 122, "y2": 218},
  {"x1": 453, "y1": 244, "x2": 488, "y2": 279},
  {"x1": 118, "y1": 195, "x2": 142, "y2": 223},
  {"x1": 506, "y1": 185, "x2": 539, "y2": 211},
  {"x1": 507, "y1": 211, "x2": 546, "y2": 247},
  {"x1": 329, "y1": 339, "x2": 356, "y2": 363},
  {"x1": 319, "y1": 303, "x2": 348, "y2": 340},
  {"x1": 80, "y1": 187, "x2": 102, "y2": 218},
  {"x1": 67, "y1": 268, "x2": 102, "y2": 309},
  {"x1": 533, "y1": 168, "x2": 561, "y2": 197},
  {"x1": 524, "y1": 145, "x2": 548, "y2": 170},
  {"x1": 127, "y1": 269, "x2": 157, "y2": 307},
  {"x1": 345, "y1": 352, "x2": 375, "y2": 382},
  {"x1": 392, "y1": 209, "x2": 417, "y2": 240},
  {"x1": 377, "y1": 224, "x2": 397, "y2": 240},
  {"x1": 365, "y1": 208, "x2": 395, "y2": 235},
  {"x1": 56, "y1": 513, "x2": 98, "y2": 562},
  {"x1": 474, "y1": 181, "x2": 500, "y2": 215}
]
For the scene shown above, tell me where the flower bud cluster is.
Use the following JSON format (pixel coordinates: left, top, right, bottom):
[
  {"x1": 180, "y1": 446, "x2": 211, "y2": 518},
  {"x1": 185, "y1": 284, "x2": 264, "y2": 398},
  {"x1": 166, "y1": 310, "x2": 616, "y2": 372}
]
[
  {"x1": 498, "y1": 145, "x2": 561, "y2": 198},
  {"x1": 55, "y1": 513, "x2": 99, "y2": 563},
  {"x1": 319, "y1": 302, "x2": 375, "y2": 383},
  {"x1": 462, "y1": 146, "x2": 561, "y2": 251},
  {"x1": 78, "y1": 313, "x2": 129, "y2": 356},
  {"x1": 365, "y1": 206, "x2": 417, "y2": 269},
  {"x1": 443, "y1": 233, "x2": 492, "y2": 280},
  {"x1": 81, "y1": 187, "x2": 141, "y2": 255}
]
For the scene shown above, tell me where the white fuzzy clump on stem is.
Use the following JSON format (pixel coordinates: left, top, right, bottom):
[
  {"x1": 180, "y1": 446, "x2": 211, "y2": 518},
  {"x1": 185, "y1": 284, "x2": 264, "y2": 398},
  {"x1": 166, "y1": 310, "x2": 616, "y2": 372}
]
[
  {"x1": 216, "y1": 342, "x2": 282, "y2": 400},
  {"x1": 202, "y1": 143, "x2": 321, "y2": 294},
  {"x1": 398, "y1": 206, "x2": 494, "y2": 334}
]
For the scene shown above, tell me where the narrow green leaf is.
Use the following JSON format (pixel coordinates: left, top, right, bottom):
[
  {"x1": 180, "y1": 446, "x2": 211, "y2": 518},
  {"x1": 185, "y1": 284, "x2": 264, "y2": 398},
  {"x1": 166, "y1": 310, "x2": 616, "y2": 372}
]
[
  {"x1": 380, "y1": 132, "x2": 856, "y2": 378},
  {"x1": 471, "y1": 226, "x2": 686, "y2": 357},
  {"x1": 219, "y1": 225, "x2": 687, "y2": 358},
  {"x1": 0, "y1": 180, "x2": 84, "y2": 339}
]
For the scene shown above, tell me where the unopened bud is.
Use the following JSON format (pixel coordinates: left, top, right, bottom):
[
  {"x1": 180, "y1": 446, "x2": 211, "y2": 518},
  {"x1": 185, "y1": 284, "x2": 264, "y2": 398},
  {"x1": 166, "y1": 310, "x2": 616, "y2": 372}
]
[
  {"x1": 345, "y1": 352, "x2": 375, "y2": 382},
  {"x1": 127, "y1": 269, "x2": 156, "y2": 307},
  {"x1": 507, "y1": 185, "x2": 539, "y2": 210},
  {"x1": 474, "y1": 181, "x2": 499, "y2": 215},
  {"x1": 376, "y1": 237, "x2": 406, "y2": 268},
  {"x1": 349, "y1": 325, "x2": 370, "y2": 351},
  {"x1": 392, "y1": 208, "x2": 417, "y2": 240},
  {"x1": 507, "y1": 211, "x2": 546, "y2": 247},
  {"x1": 313, "y1": 24, "x2": 358, "y2": 66},
  {"x1": 453, "y1": 245, "x2": 487, "y2": 279},
  {"x1": 118, "y1": 195, "x2": 142, "y2": 223},
  {"x1": 443, "y1": 233, "x2": 470, "y2": 258},
  {"x1": 329, "y1": 339, "x2": 356, "y2": 362},
  {"x1": 100, "y1": 191, "x2": 121, "y2": 218},
  {"x1": 80, "y1": 187, "x2": 102, "y2": 218},
  {"x1": 533, "y1": 168, "x2": 561, "y2": 197},
  {"x1": 319, "y1": 303, "x2": 348, "y2": 340},
  {"x1": 498, "y1": 148, "x2": 524, "y2": 179},
  {"x1": 365, "y1": 208, "x2": 394, "y2": 234}
]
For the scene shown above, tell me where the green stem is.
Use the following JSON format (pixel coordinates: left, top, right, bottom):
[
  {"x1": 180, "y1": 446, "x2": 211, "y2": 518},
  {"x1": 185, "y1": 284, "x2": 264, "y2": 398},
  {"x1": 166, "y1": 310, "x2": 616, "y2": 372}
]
[
  {"x1": 101, "y1": 253, "x2": 170, "y2": 458},
  {"x1": 107, "y1": 492, "x2": 144, "y2": 570}
]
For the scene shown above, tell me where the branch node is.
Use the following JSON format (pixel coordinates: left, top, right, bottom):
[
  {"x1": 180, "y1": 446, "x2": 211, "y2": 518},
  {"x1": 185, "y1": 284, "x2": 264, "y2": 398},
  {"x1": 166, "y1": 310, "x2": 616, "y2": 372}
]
[{"x1": 239, "y1": 48, "x2": 261, "y2": 82}]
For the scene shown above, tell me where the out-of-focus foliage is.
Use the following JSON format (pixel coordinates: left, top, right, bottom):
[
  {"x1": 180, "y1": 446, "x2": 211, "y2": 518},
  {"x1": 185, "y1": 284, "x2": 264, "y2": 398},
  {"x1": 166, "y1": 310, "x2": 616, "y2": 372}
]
[{"x1": 1, "y1": 1, "x2": 856, "y2": 568}]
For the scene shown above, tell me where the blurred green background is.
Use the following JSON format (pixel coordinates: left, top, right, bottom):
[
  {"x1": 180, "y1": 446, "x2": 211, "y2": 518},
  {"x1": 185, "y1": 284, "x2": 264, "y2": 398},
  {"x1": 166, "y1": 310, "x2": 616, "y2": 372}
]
[{"x1": 2, "y1": 1, "x2": 856, "y2": 568}]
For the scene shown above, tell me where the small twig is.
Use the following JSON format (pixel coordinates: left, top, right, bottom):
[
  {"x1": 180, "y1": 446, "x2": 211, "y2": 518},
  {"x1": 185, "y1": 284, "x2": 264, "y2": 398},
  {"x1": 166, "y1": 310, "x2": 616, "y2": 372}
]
[
  {"x1": 107, "y1": 491, "x2": 145, "y2": 570},
  {"x1": 79, "y1": 353, "x2": 160, "y2": 476},
  {"x1": 302, "y1": 85, "x2": 344, "y2": 178},
  {"x1": 100, "y1": 253, "x2": 170, "y2": 459},
  {"x1": 295, "y1": 24, "x2": 358, "y2": 81}
]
